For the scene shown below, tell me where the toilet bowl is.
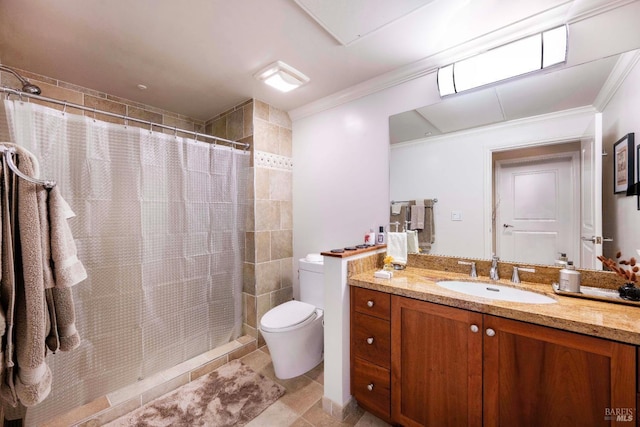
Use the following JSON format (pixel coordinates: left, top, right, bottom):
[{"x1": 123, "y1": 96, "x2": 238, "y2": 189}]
[{"x1": 259, "y1": 255, "x2": 324, "y2": 379}]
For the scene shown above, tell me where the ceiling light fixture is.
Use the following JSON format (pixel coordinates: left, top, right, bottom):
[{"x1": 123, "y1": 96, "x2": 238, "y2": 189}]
[
  {"x1": 254, "y1": 61, "x2": 310, "y2": 93},
  {"x1": 437, "y1": 25, "x2": 568, "y2": 97}
]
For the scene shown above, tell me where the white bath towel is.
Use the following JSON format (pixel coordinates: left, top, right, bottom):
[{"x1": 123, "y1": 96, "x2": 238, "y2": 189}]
[
  {"x1": 386, "y1": 232, "x2": 407, "y2": 265},
  {"x1": 406, "y1": 230, "x2": 420, "y2": 254}
]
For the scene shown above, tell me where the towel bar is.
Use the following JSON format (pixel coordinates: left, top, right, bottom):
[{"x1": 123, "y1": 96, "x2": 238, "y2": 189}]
[{"x1": 0, "y1": 146, "x2": 56, "y2": 189}]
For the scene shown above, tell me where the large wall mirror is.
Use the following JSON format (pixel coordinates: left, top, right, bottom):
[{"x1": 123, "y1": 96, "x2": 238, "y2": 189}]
[{"x1": 389, "y1": 5, "x2": 640, "y2": 270}]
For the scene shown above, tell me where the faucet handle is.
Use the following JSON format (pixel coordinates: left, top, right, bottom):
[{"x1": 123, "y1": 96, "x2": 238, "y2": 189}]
[
  {"x1": 511, "y1": 266, "x2": 535, "y2": 283},
  {"x1": 458, "y1": 260, "x2": 477, "y2": 277}
]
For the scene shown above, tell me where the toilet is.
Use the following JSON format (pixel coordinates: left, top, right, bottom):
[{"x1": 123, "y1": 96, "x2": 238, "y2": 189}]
[{"x1": 260, "y1": 254, "x2": 324, "y2": 379}]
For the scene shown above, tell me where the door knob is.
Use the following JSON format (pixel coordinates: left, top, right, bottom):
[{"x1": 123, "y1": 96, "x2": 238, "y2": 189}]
[
  {"x1": 367, "y1": 300, "x2": 374, "y2": 307},
  {"x1": 367, "y1": 383, "x2": 374, "y2": 391},
  {"x1": 470, "y1": 324, "x2": 479, "y2": 333},
  {"x1": 486, "y1": 328, "x2": 496, "y2": 337},
  {"x1": 366, "y1": 337, "x2": 374, "y2": 344}
]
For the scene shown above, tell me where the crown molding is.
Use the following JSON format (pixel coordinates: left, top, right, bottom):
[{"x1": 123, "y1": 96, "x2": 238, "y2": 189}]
[
  {"x1": 593, "y1": 49, "x2": 640, "y2": 111},
  {"x1": 289, "y1": 0, "x2": 634, "y2": 122},
  {"x1": 390, "y1": 105, "x2": 597, "y2": 149}
]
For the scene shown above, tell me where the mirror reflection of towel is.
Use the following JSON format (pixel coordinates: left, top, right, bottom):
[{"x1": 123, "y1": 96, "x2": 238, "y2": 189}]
[
  {"x1": 410, "y1": 200, "x2": 424, "y2": 230},
  {"x1": 407, "y1": 230, "x2": 419, "y2": 253}
]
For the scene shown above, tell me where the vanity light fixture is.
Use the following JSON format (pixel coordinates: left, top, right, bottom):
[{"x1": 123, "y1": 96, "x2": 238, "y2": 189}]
[
  {"x1": 437, "y1": 25, "x2": 568, "y2": 97},
  {"x1": 254, "y1": 60, "x2": 310, "y2": 92}
]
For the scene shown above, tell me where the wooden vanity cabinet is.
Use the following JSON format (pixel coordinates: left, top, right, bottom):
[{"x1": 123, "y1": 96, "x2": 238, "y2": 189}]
[
  {"x1": 350, "y1": 287, "x2": 392, "y2": 422},
  {"x1": 386, "y1": 294, "x2": 636, "y2": 427}
]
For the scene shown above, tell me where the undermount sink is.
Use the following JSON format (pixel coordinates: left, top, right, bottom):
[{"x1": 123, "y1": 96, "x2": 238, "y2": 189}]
[{"x1": 437, "y1": 280, "x2": 557, "y2": 304}]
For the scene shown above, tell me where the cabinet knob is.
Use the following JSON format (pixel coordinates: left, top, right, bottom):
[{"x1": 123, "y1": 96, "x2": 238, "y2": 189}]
[
  {"x1": 367, "y1": 383, "x2": 374, "y2": 391},
  {"x1": 470, "y1": 324, "x2": 479, "y2": 333},
  {"x1": 486, "y1": 328, "x2": 496, "y2": 337},
  {"x1": 366, "y1": 337, "x2": 374, "y2": 345},
  {"x1": 367, "y1": 300, "x2": 374, "y2": 308}
]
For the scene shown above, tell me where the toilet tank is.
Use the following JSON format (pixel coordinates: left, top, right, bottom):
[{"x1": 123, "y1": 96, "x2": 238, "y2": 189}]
[{"x1": 299, "y1": 255, "x2": 324, "y2": 309}]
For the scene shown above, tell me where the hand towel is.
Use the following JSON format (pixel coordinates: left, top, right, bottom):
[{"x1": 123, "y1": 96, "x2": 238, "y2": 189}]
[
  {"x1": 48, "y1": 186, "x2": 87, "y2": 288},
  {"x1": 386, "y1": 232, "x2": 407, "y2": 265},
  {"x1": 406, "y1": 230, "x2": 420, "y2": 254},
  {"x1": 410, "y1": 200, "x2": 425, "y2": 230},
  {"x1": 391, "y1": 203, "x2": 402, "y2": 215}
]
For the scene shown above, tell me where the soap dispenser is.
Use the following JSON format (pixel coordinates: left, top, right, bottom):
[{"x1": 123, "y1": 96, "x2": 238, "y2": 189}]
[
  {"x1": 555, "y1": 253, "x2": 568, "y2": 268},
  {"x1": 559, "y1": 261, "x2": 581, "y2": 293}
]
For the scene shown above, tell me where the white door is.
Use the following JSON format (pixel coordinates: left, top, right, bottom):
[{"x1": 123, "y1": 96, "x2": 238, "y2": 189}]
[
  {"x1": 580, "y1": 113, "x2": 603, "y2": 269},
  {"x1": 496, "y1": 153, "x2": 580, "y2": 265}
]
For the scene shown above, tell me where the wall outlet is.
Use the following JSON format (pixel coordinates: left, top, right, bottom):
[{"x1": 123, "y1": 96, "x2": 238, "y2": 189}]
[{"x1": 451, "y1": 211, "x2": 462, "y2": 221}]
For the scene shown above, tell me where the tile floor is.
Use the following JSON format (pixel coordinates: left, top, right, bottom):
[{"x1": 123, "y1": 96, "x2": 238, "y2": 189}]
[{"x1": 241, "y1": 347, "x2": 391, "y2": 427}]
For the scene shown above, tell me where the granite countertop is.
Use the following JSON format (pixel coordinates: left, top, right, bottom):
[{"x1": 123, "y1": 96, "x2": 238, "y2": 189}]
[{"x1": 349, "y1": 266, "x2": 640, "y2": 346}]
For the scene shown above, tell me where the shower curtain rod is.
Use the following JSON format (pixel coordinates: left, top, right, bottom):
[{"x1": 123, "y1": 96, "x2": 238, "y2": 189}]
[{"x1": 0, "y1": 86, "x2": 250, "y2": 150}]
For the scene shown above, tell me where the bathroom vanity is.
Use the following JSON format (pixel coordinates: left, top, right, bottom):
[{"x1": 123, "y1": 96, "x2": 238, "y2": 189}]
[{"x1": 349, "y1": 267, "x2": 639, "y2": 426}]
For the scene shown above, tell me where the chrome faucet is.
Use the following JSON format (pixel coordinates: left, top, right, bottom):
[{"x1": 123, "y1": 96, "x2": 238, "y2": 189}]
[
  {"x1": 489, "y1": 255, "x2": 500, "y2": 280},
  {"x1": 511, "y1": 266, "x2": 536, "y2": 283},
  {"x1": 458, "y1": 260, "x2": 477, "y2": 277}
]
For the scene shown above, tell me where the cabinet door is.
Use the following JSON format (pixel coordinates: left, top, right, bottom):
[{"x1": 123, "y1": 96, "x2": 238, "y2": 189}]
[
  {"x1": 483, "y1": 315, "x2": 636, "y2": 427},
  {"x1": 391, "y1": 296, "x2": 483, "y2": 427}
]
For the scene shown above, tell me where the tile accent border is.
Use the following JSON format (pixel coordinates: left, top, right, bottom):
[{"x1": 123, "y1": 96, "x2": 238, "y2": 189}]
[
  {"x1": 254, "y1": 150, "x2": 293, "y2": 170},
  {"x1": 42, "y1": 336, "x2": 257, "y2": 427}
]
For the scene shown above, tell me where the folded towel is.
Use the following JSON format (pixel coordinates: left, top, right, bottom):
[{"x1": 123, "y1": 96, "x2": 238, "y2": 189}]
[
  {"x1": 391, "y1": 203, "x2": 402, "y2": 215},
  {"x1": 386, "y1": 232, "x2": 407, "y2": 265},
  {"x1": 389, "y1": 204, "x2": 408, "y2": 232},
  {"x1": 410, "y1": 200, "x2": 425, "y2": 230},
  {"x1": 406, "y1": 230, "x2": 420, "y2": 254}
]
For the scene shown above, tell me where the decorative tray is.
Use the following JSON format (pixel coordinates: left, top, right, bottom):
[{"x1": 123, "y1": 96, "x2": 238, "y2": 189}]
[{"x1": 552, "y1": 283, "x2": 640, "y2": 307}]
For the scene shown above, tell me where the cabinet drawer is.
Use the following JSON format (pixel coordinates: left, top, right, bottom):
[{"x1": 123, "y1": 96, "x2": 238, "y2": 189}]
[
  {"x1": 352, "y1": 357, "x2": 391, "y2": 420},
  {"x1": 352, "y1": 311, "x2": 391, "y2": 368},
  {"x1": 353, "y1": 287, "x2": 390, "y2": 320}
]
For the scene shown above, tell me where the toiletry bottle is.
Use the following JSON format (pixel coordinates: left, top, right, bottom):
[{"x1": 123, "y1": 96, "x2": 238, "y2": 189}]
[
  {"x1": 555, "y1": 252, "x2": 568, "y2": 267},
  {"x1": 559, "y1": 261, "x2": 581, "y2": 292},
  {"x1": 377, "y1": 226, "x2": 386, "y2": 244}
]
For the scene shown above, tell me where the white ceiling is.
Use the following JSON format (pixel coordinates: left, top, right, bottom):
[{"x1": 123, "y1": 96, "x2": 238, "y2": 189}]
[{"x1": 0, "y1": 0, "x2": 638, "y2": 123}]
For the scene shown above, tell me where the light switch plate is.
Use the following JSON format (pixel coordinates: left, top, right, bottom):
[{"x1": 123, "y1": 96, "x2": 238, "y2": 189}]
[{"x1": 451, "y1": 211, "x2": 462, "y2": 221}]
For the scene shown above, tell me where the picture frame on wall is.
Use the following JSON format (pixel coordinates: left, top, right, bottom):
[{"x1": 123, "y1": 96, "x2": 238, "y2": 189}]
[
  {"x1": 637, "y1": 143, "x2": 640, "y2": 210},
  {"x1": 613, "y1": 133, "x2": 634, "y2": 194}
]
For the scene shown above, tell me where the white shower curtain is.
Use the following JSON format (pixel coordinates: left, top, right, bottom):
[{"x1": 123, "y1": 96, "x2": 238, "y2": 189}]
[{"x1": 3, "y1": 100, "x2": 249, "y2": 423}]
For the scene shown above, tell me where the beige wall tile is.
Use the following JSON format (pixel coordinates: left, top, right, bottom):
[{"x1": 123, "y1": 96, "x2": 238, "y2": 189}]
[
  {"x1": 244, "y1": 293, "x2": 257, "y2": 327},
  {"x1": 245, "y1": 231, "x2": 256, "y2": 263},
  {"x1": 243, "y1": 102, "x2": 254, "y2": 137},
  {"x1": 189, "y1": 356, "x2": 228, "y2": 381},
  {"x1": 253, "y1": 119, "x2": 280, "y2": 154},
  {"x1": 212, "y1": 116, "x2": 227, "y2": 140},
  {"x1": 255, "y1": 200, "x2": 280, "y2": 231},
  {"x1": 254, "y1": 99, "x2": 269, "y2": 121},
  {"x1": 271, "y1": 230, "x2": 293, "y2": 260},
  {"x1": 256, "y1": 260, "x2": 281, "y2": 295},
  {"x1": 255, "y1": 231, "x2": 271, "y2": 263},
  {"x1": 278, "y1": 127, "x2": 293, "y2": 158},
  {"x1": 256, "y1": 294, "x2": 272, "y2": 324},
  {"x1": 269, "y1": 105, "x2": 292, "y2": 129},
  {"x1": 84, "y1": 95, "x2": 126, "y2": 124},
  {"x1": 243, "y1": 262, "x2": 256, "y2": 295},
  {"x1": 127, "y1": 106, "x2": 164, "y2": 127},
  {"x1": 280, "y1": 257, "x2": 293, "y2": 288},
  {"x1": 255, "y1": 167, "x2": 271, "y2": 200},
  {"x1": 272, "y1": 286, "x2": 293, "y2": 307},
  {"x1": 269, "y1": 169, "x2": 292, "y2": 201},
  {"x1": 280, "y1": 201, "x2": 293, "y2": 229},
  {"x1": 227, "y1": 108, "x2": 244, "y2": 141}
]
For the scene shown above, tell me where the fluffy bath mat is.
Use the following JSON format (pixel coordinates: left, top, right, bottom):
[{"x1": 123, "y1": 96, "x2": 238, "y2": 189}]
[{"x1": 106, "y1": 360, "x2": 285, "y2": 427}]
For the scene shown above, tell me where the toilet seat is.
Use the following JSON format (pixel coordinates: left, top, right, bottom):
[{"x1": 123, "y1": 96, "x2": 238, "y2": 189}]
[{"x1": 260, "y1": 301, "x2": 319, "y2": 333}]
